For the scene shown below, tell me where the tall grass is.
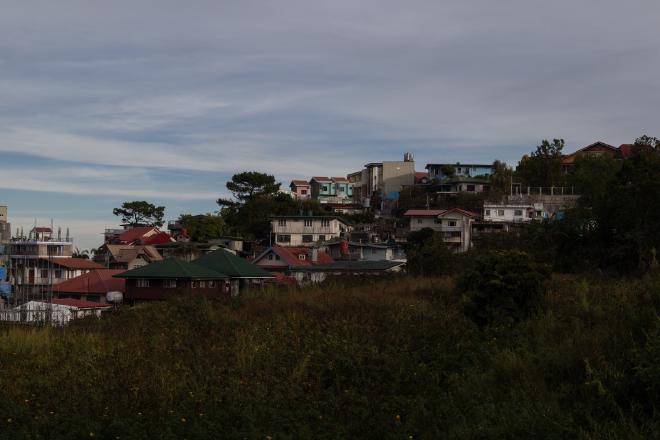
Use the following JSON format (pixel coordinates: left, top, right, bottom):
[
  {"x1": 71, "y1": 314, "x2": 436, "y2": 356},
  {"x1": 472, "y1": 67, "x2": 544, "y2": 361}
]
[{"x1": 0, "y1": 274, "x2": 659, "y2": 439}]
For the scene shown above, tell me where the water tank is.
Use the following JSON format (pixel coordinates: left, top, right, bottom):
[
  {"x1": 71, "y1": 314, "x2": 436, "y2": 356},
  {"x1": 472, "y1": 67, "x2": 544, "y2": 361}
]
[
  {"x1": 106, "y1": 291, "x2": 123, "y2": 304},
  {"x1": 404, "y1": 152, "x2": 414, "y2": 162}
]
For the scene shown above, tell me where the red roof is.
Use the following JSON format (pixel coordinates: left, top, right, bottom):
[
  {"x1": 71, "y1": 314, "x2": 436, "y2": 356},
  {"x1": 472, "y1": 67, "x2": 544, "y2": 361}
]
[
  {"x1": 142, "y1": 231, "x2": 175, "y2": 245},
  {"x1": 117, "y1": 226, "x2": 159, "y2": 244},
  {"x1": 50, "y1": 298, "x2": 112, "y2": 309},
  {"x1": 290, "y1": 180, "x2": 310, "y2": 186},
  {"x1": 52, "y1": 269, "x2": 125, "y2": 295},
  {"x1": 271, "y1": 246, "x2": 334, "y2": 267},
  {"x1": 311, "y1": 176, "x2": 331, "y2": 182},
  {"x1": 332, "y1": 177, "x2": 349, "y2": 182},
  {"x1": 44, "y1": 258, "x2": 105, "y2": 270},
  {"x1": 619, "y1": 143, "x2": 653, "y2": 159},
  {"x1": 403, "y1": 209, "x2": 446, "y2": 217}
]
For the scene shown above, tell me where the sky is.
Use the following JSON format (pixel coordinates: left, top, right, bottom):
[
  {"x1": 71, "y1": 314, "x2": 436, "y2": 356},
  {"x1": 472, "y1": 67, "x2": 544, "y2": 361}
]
[{"x1": 1, "y1": 0, "x2": 659, "y2": 250}]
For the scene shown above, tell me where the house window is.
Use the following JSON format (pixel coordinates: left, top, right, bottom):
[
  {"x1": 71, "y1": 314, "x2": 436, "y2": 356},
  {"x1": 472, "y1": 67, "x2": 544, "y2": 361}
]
[
  {"x1": 433, "y1": 218, "x2": 441, "y2": 224},
  {"x1": 485, "y1": 209, "x2": 491, "y2": 216},
  {"x1": 318, "y1": 235, "x2": 326, "y2": 241},
  {"x1": 275, "y1": 254, "x2": 281, "y2": 260},
  {"x1": 322, "y1": 185, "x2": 329, "y2": 192},
  {"x1": 337, "y1": 186, "x2": 344, "y2": 192},
  {"x1": 497, "y1": 210, "x2": 504, "y2": 217},
  {"x1": 514, "y1": 209, "x2": 523, "y2": 216},
  {"x1": 302, "y1": 235, "x2": 314, "y2": 243},
  {"x1": 268, "y1": 254, "x2": 273, "y2": 260},
  {"x1": 304, "y1": 219, "x2": 313, "y2": 227},
  {"x1": 136, "y1": 279, "x2": 150, "y2": 288},
  {"x1": 192, "y1": 281, "x2": 206, "y2": 289},
  {"x1": 301, "y1": 189, "x2": 307, "y2": 195},
  {"x1": 278, "y1": 219, "x2": 287, "y2": 227},
  {"x1": 417, "y1": 219, "x2": 423, "y2": 224},
  {"x1": 466, "y1": 184, "x2": 475, "y2": 192},
  {"x1": 277, "y1": 235, "x2": 291, "y2": 243},
  {"x1": 163, "y1": 280, "x2": 177, "y2": 288},
  {"x1": 321, "y1": 219, "x2": 330, "y2": 227},
  {"x1": 448, "y1": 220, "x2": 457, "y2": 227},
  {"x1": 54, "y1": 269, "x2": 63, "y2": 279},
  {"x1": 371, "y1": 248, "x2": 377, "y2": 255},
  {"x1": 41, "y1": 269, "x2": 49, "y2": 279},
  {"x1": 208, "y1": 281, "x2": 216, "y2": 288},
  {"x1": 299, "y1": 254, "x2": 306, "y2": 261}
]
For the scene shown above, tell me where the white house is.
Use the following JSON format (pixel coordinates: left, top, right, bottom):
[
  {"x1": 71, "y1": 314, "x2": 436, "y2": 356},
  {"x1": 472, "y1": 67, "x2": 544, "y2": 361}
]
[
  {"x1": 483, "y1": 203, "x2": 547, "y2": 223},
  {"x1": 403, "y1": 208, "x2": 478, "y2": 253},
  {"x1": 0, "y1": 299, "x2": 111, "y2": 326},
  {"x1": 270, "y1": 216, "x2": 352, "y2": 247}
]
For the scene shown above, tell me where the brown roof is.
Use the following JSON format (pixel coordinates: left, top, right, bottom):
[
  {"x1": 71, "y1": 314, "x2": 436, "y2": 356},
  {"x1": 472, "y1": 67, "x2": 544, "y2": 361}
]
[
  {"x1": 118, "y1": 226, "x2": 159, "y2": 244},
  {"x1": 403, "y1": 209, "x2": 446, "y2": 217},
  {"x1": 332, "y1": 177, "x2": 349, "y2": 182},
  {"x1": 290, "y1": 180, "x2": 310, "y2": 186},
  {"x1": 105, "y1": 245, "x2": 162, "y2": 264},
  {"x1": 50, "y1": 298, "x2": 112, "y2": 309},
  {"x1": 52, "y1": 269, "x2": 125, "y2": 295},
  {"x1": 44, "y1": 258, "x2": 105, "y2": 270},
  {"x1": 311, "y1": 176, "x2": 332, "y2": 182}
]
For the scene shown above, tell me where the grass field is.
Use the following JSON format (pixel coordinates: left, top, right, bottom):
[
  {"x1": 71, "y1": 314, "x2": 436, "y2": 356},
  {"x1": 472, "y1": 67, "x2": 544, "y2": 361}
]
[{"x1": 1, "y1": 274, "x2": 660, "y2": 439}]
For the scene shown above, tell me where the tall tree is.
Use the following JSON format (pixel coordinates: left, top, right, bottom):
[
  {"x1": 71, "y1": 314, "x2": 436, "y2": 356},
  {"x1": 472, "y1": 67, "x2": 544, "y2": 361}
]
[
  {"x1": 634, "y1": 135, "x2": 660, "y2": 149},
  {"x1": 218, "y1": 171, "x2": 281, "y2": 206},
  {"x1": 113, "y1": 201, "x2": 165, "y2": 227},
  {"x1": 178, "y1": 214, "x2": 226, "y2": 242},
  {"x1": 489, "y1": 160, "x2": 513, "y2": 196},
  {"x1": 516, "y1": 139, "x2": 566, "y2": 187}
]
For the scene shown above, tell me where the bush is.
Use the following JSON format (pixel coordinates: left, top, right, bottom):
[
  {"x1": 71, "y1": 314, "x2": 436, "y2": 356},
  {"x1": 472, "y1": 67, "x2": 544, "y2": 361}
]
[
  {"x1": 405, "y1": 228, "x2": 453, "y2": 276},
  {"x1": 459, "y1": 251, "x2": 550, "y2": 327}
]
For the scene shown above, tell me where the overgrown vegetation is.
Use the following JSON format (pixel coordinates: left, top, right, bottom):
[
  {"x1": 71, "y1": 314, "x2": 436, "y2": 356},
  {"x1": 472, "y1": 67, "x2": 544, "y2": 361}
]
[{"x1": 2, "y1": 274, "x2": 660, "y2": 438}]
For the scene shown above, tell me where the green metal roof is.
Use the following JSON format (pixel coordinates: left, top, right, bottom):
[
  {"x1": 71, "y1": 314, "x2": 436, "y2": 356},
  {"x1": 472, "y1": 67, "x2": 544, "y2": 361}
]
[
  {"x1": 192, "y1": 249, "x2": 274, "y2": 279},
  {"x1": 114, "y1": 257, "x2": 229, "y2": 280}
]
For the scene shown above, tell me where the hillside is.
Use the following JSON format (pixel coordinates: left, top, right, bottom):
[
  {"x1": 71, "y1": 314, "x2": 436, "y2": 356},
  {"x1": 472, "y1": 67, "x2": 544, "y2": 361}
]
[{"x1": 1, "y1": 275, "x2": 660, "y2": 439}]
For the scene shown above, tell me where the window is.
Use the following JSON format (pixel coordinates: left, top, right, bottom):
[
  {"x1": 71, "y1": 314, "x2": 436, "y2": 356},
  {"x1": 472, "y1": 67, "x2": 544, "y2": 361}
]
[
  {"x1": 208, "y1": 281, "x2": 216, "y2": 288},
  {"x1": 302, "y1": 235, "x2": 314, "y2": 243},
  {"x1": 371, "y1": 248, "x2": 377, "y2": 255},
  {"x1": 321, "y1": 219, "x2": 330, "y2": 227},
  {"x1": 514, "y1": 209, "x2": 523, "y2": 217},
  {"x1": 322, "y1": 185, "x2": 329, "y2": 192},
  {"x1": 448, "y1": 220, "x2": 457, "y2": 227},
  {"x1": 277, "y1": 235, "x2": 291, "y2": 243},
  {"x1": 278, "y1": 219, "x2": 287, "y2": 227},
  {"x1": 268, "y1": 254, "x2": 273, "y2": 260},
  {"x1": 40, "y1": 269, "x2": 49, "y2": 279},
  {"x1": 466, "y1": 184, "x2": 475, "y2": 192},
  {"x1": 163, "y1": 280, "x2": 177, "y2": 288},
  {"x1": 301, "y1": 189, "x2": 307, "y2": 195},
  {"x1": 299, "y1": 254, "x2": 306, "y2": 261},
  {"x1": 417, "y1": 219, "x2": 423, "y2": 224},
  {"x1": 136, "y1": 279, "x2": 150, "y2": 288},
  {"x1": 433, "y1": 218, "x2": 441, "y2": 224},
  {"x1": 318, "y1": 235, "x2": 326, "y2": 241},
  {"x1": 304, "y1": 219, "x2": 313, "y2": 227},
  {"x1": 192, "y1": 281, "x2": 206, "y2": 289},
  {"x1": 485, "y1": 209, "x2": 491, "y2": 216},
  {"x1": 337, "y1": 186, "x2": 344, "y2": 192},
  {"x1": 497, "y1": 210, "x2": 504, "y2": 217},
  {"x1": 275, "y1": 254, "x2": 281, "y2": 260},
  {"x1": 54, "y1": 269, "x2": 63, "y2": 279}
]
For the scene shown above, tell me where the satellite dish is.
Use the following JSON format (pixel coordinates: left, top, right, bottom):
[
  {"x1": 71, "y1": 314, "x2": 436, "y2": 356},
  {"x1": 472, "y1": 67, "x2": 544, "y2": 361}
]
[{"x1": 106, "y1": 291, "x2": 123, "y2": 304}]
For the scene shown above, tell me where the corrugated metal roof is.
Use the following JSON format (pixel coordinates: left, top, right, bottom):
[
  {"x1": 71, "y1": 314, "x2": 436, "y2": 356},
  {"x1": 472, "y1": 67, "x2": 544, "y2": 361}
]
[
  {"x1": 115, "y1": 258, "x2": 228, "y2": 280},
  {"x1": 193, "y1": 249, "x2": 274, "y2": 278}
]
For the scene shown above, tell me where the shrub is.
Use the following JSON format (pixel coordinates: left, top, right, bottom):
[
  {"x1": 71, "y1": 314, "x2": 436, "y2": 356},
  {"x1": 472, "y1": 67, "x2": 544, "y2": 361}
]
[
  {"x1": 459, "y1": 250, "x2": 550, "y2": 327},
  {"x1": 405, "y1": 228, "x2": 454, "y2": 276}
]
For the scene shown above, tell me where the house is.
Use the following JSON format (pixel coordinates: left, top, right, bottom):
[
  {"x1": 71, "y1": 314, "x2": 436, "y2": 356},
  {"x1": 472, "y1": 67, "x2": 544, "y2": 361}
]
[
  {"x1": 192, "y1": 248, "x2": 274, "y2": 295},
  {"x1": 0, "y1": 299, "x2": 112, "y2": 326},
  {"x1": 323, "y1": 240, "x2": 404, "y2": 261},
  {"x1": 561, "y1": 141, "x2": 655, "y2": 172},
  {"x1": 94, "y1": 244, "x2": 163, "y2": 270},
  {"x1": 105, "y1": 225, "x2": 175, "y2": 246},
  {"x1": 435, "y1": 176, "x2": 490, "y2": 194},
  {"x1": 403, "y1": 208, "x2": 479, "y2": 252},
  {"x1": 289, "y1": 180, "x2": 311, "y2": 200},
  {"x1": 309, "y1": 177, "x2": 354, "y2": 204},
  {"x1": 270, "y1": 215, "x2": 352, "y2": 247},
  {"x1": 426, "y1": 163, "x2": 495, "y2": 181},
  {"x1": 7, "y1": 226, "x2": 104, "y2": 298},
  {"x1": 51, "y1": 269, "x2": 125, "y2": 303},
  {"x1": 415, "y1": 172, "x2": 430, "y2": 185},
  {"x1": 253, "y1": 246, "x2": 334, "y2": 284},
  {"x1": 292, "y1": 260, "x2": 407, "y2": 284},
  {"x1": 483, "y1": 203, "x2": 547, "y2": 223},
  {"x1": 115, "y1": 258, "x2": 230, "y2": 302},
  {"x1": 349, "y1": 153, "x2": 416, "y2": 206}
]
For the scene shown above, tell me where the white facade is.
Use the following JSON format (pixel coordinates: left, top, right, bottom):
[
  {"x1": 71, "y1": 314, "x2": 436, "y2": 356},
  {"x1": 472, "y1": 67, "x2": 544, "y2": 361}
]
[
  {"x1": 404, "y1": 209, "x2": 476, "y2": 253},
  {"x1": 271, "y1": 217, "x2": 351, "y2": 247},
  {"x1": 0, "y1": 301, "x2": 110, "y2": 326},
  {"x1": 483, "y1": 203, "x2": 546, "y2": 223}
]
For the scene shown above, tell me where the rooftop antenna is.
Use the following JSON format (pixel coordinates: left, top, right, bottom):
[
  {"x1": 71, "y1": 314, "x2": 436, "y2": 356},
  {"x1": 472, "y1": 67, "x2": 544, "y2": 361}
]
[
  {"x1": 57, "y1": 226, "x2": 62, "y2": 241},
  {"x1": 65, "y1": 228, "x2": 70, "y2": 242}
]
